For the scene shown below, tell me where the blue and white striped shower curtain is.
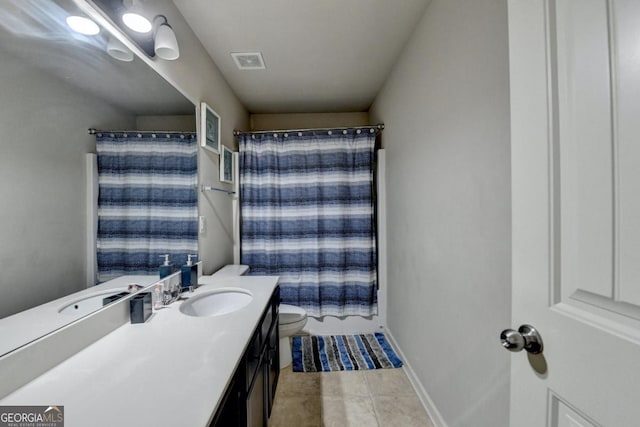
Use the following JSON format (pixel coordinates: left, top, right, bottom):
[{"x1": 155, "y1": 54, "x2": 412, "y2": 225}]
[
  {"x1": 95, "y1": 132, "x2": 197, "y2": 282},
  {"x1": 239, "y1": 129, "x2": 377, "y2": 317}
]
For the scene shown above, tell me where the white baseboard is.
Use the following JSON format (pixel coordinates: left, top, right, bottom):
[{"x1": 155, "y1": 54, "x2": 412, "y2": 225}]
[{"x1": 384, "y1": 327, "x2": 449, "y2": 427}]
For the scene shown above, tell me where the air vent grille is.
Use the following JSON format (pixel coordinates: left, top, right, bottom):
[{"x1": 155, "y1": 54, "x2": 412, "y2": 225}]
[{"x1": 231, "y1": 52, "x2": 266, "y2": 70}]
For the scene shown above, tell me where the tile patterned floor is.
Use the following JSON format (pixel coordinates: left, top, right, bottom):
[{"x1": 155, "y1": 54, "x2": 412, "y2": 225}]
[{"x1": 269, "y1": 366, "x2": 434, "y2": 427}]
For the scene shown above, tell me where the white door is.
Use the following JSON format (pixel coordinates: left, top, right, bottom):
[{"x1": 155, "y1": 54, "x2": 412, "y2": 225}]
[{"x1": 508, "y1": 0, "x2": 640, "y2": 426}]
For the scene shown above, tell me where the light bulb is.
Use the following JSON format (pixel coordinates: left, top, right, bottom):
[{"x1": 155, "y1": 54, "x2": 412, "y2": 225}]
[
  {"x1": 66, "y1": 16, "x2": 100, "y2": 35},
  {"x1": 122, "y1": 12, "x2": 152, "y2": 33}
]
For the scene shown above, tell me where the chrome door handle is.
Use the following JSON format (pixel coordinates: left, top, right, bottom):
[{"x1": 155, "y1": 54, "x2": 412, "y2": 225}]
[{"x1": 500, "y1": 324, "x2": 543, "y2": 354}]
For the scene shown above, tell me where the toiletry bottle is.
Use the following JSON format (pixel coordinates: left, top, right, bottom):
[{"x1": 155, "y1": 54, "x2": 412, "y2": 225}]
[
  {"x1": 181, "y1": 254, "x2": 198, "y2": 291},
  {"x1": 159, "y1": 254, "x2": 174, "y2": 279},
  {"x1": 153, "y1": 284, "x2": 163, "y2": 311}
]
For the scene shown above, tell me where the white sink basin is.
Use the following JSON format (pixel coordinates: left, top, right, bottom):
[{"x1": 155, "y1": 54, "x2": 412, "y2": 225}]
[
  {"x1": 58, "y1": 289, "x2": 129, "y2": 316},
  {"x1": 179, "y1": 288, "x2": 253, "y2": 317}
]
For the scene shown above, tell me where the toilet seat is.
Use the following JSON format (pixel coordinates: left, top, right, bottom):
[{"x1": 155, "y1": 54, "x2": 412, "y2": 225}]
[{"x1": 279, "y1": 304, "x2": 307, "y2": 325}]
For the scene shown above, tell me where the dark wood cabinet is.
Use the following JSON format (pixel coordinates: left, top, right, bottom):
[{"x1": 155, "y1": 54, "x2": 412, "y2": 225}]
[
  {"x1": 209, "y1": 375, "x2": 242, "y2": 427},
  {"x1": 265, "y1": 304, "x2": 279, "y2": 417},
  {"x1": 247, "y1": 354, "x2": 265, "y2": 427},
  {"x1": 210, "y1": 286, "x2": 280, "y2": 427}
]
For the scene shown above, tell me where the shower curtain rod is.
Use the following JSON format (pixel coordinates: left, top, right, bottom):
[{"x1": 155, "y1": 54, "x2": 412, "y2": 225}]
[
  {"x1": 232, "y1": 123, "x2": 384, "y2": 137},
  {"x1": 87, "y1": 128, "x2": 194, "y2": 135},
  {"x1": 200, "y1": 185, "x2": 235, "y2": 195}
]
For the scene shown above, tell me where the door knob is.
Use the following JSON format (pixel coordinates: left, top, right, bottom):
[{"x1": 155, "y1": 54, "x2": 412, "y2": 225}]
[{"x1": 500, "y1": 324, "x2": 543, "y2": 354}]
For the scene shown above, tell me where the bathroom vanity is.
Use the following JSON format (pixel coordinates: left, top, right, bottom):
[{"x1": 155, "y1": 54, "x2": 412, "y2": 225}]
[
  {"x1": 0, "y1": 276, "x2": 280, "y2": 427},
  {"x1": 210, "y1": 285, "x2": 279, "y2": 427}
]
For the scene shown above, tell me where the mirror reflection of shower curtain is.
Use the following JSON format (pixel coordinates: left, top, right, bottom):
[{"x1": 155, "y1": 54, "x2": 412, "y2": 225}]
[
  {"x1": 95, "y1": 131, "x2": 198, "y2": 282},
  {"x1": 239, "y1": 129, "x2": 378, "y2": 317}
]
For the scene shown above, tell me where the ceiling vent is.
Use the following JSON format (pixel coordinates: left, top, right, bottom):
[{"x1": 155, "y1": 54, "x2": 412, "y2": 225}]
[{"x1": 231, "y1": 52, "x2": 266, "y2": 70}]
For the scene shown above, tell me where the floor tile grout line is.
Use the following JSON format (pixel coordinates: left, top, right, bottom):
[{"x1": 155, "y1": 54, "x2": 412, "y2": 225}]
[
  {"x1": 359, "y1": 373, "x2": 379, "y2": 425},
  {"x1": 370, "y1": 394, "x2": 383, "y2": 427},
  {"x1": 364, "y1": 371, "x2": 385, "y2": 426}
]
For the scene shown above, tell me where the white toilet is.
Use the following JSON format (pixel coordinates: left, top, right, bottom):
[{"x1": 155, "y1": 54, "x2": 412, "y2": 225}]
[
  {"x1": 213, "y1": 265, "x2": 308, "y2": 369},
  {"x1": 278, "y1": 304, "x2": 308, "y2": 369}
]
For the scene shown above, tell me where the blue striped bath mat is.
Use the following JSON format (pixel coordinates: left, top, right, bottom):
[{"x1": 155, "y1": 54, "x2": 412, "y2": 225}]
[{"x1": 292, "y1": 333, "x2": 403, "y2": 372}]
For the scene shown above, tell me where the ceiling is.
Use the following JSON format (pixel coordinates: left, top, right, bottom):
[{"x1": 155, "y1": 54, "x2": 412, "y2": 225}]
[{"x1": 173, "y1": 0, "x2": 431, "y2": 114}]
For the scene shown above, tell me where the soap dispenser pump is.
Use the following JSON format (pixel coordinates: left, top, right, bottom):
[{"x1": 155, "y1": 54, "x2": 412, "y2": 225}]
[
  {"x1": 159, "y1": 254, "x2": 175, "y2": 279},
  {"x1": 181, "y1": 254, "x2": 198, "y2": 291}
]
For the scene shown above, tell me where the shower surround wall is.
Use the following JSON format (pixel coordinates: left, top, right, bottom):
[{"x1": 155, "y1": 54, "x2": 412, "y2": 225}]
[{"x1": 370, "y1": 0, "x2": 511, "y2": 426}]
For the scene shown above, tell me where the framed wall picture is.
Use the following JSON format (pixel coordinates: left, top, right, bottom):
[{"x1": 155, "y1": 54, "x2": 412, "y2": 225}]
[
  {"x1": 220, "y1": 145, "x2": 234, "y2": 184},
  {"x1": 200, "y1": 102, "x2": 220, "y2": 154}
]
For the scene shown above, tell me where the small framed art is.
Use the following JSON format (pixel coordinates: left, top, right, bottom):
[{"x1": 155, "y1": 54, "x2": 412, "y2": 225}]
[
  {"x1": 200, "y1": 102, "x2": 220, "y2": 154},
  {"x1": 220, "y1": 145, "x2": 234, "y2": 184}
]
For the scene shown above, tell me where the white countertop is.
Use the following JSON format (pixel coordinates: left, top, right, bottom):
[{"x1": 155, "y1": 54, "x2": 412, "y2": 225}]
[
  {"x1": 0, "y1": 275, "x2": 159, "y2": 357},
  {"x1": 0, "y1": 275, "x2": 279, "y2": 427}
]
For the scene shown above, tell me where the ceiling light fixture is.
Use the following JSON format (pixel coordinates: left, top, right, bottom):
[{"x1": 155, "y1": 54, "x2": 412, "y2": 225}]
[
  {"x1": 153, "y1": 15, "x2": 179, "y2": 60},
  {"x1": 66, "y1": 16, "x2": 100, "y2": 36},
  {"x1": 122, "y1": 0, "x2": 152, "y2": 34},
  {"x1": 106, "y1": 35, "x2": 134, "y2": 62},
  {"x1": 90, "y1": 0, "x2": 180, "y2": 61}
]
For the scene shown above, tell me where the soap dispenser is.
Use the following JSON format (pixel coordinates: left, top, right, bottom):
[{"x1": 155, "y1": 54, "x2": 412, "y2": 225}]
[
  {"x1": 159, "y1": 254, "x2": 175, "y2": 279},
  {"x1": 181, "y1": 254, "x2": 198, "y2": 291}
]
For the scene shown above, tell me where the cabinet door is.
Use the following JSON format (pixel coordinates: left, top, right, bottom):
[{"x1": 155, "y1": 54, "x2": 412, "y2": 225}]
[
  {"x1": 245, "y1": 329, "x2": 261, "y2": 391},
  {"x1": 246, "y1": 353, "x2": 265, "y2": 427},
  {"x1": 266, "y1": 322, "x2": 279, "y2": 417},
  {"x1": 210, "y1": 376, "x2": 242, "y2": 427}
]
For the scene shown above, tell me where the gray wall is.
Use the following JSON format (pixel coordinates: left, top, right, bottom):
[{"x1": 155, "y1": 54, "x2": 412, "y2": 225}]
[
  {"x1": 138, "y1": 0, "x2": 250, "y2": 274},
  {"x1": 250, "y1": 112, "x2": 370, "y2": 130},
  {"x1": 136, "y1": 115, "x2": 196, "y2": 132},
  {"x1": 0, "y1": 50, "x2": 135, "y2": 318},
  {"x1": 369, "y1": 0, "x2": 511, "y2": 426}
]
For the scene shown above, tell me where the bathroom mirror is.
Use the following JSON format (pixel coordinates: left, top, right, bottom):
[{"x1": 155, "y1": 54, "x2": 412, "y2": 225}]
[{"x1": 0, "y1": 0, "x2": 194, "y2": 356}]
